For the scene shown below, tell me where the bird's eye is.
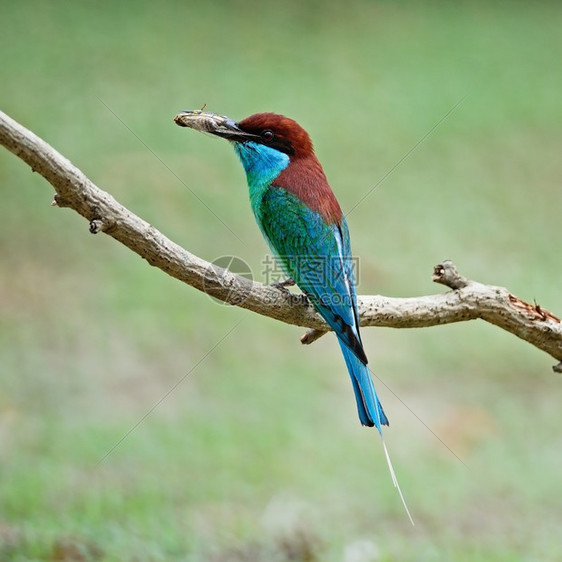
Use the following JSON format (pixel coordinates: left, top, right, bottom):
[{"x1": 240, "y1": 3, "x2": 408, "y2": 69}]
[{"x1": 261, "y1": 130, "x2": 274, "y2": 142}]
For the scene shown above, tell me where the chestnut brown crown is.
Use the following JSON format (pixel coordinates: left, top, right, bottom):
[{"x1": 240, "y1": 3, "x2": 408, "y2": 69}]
[{"x1": 237, "y1": 112, "x2": 314, "y2": 158}]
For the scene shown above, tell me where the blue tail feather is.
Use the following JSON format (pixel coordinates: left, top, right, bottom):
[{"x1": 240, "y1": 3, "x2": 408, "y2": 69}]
[{"x1": 338, "y1": 339, "x2": 388, "y2": 431}]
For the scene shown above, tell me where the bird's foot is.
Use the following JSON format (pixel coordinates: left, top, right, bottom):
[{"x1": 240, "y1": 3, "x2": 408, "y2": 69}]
[
  {"x1": 271, "y1": 278, "x2": 296, "y2": 293},
  {"x1": 271, "y1": 279, "x2": 310, "y2": 307}
]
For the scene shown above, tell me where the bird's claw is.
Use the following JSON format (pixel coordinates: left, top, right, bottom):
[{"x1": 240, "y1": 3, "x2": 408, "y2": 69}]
[{"x1": 271, "y1": 278, "x2": 296, "y2": 293}]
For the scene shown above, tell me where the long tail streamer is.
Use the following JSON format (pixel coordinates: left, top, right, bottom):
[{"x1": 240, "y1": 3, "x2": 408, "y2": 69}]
[{"x1": 381, "y1": 437, "x2": 415, "y2": 525}]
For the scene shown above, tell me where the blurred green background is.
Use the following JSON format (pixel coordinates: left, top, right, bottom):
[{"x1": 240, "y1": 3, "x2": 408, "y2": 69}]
[{"x1": 1, "y1": 1, "x2": 561, "y2": 560}]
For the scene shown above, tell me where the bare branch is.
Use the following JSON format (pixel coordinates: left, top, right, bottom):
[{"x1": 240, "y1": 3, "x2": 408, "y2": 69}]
[{"x1": 1, "y1": 110, "x2": 561, "y2": 370}]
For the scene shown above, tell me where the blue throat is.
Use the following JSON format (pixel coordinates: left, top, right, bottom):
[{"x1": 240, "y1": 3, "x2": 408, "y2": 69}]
[{"x1": 233, "y1": 141, "x2": 290, "y2": 213}]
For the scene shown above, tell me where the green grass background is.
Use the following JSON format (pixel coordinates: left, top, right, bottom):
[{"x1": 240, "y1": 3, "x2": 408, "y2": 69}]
[{"x1": 1, "y1": 1, "x2": 561, "y2": 560}]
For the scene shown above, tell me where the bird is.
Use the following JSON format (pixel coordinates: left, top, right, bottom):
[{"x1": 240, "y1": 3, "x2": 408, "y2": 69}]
[{"x1": 174, "y1": 110, "x2": 413, "y2": 522}]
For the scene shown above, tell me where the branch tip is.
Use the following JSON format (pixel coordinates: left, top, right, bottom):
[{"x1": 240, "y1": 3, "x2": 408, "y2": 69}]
[
  {"x1": 432, "y1": 260, "x2": 470, "y2": 289},
  {"x1": 300, "y1": 328, "x2": 327, "y2": 345},
  {"x1": 52, "y1": 193, "x2": 70, "y2": 208}
]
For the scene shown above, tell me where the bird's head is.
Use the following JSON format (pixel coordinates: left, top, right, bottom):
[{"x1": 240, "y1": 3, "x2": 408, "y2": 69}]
[
  {"x1": 175, "y1": 110, "x2": 313, "y2": 158},
  {"x1": 175, "y1": 109, "x2": 339, "y2": 220},
  {"x1": 225, "y1": 112, "x2": 314, "y2": 159},
  {"x1": 174, "y1": 110, "x2": 320, "y2": 187}
]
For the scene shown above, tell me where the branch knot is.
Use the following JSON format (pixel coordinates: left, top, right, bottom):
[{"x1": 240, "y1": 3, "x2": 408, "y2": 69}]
[{"x1": 432, "y1": 260, "x2": 470, "y2": 290}]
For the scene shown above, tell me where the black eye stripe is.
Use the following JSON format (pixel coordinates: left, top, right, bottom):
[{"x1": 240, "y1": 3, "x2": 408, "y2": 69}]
[{"x1": 242, "y1": 128, "x2": 295, "y2": 156}]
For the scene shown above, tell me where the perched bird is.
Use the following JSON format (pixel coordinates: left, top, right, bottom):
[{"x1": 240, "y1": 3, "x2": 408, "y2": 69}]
[{"x1": 174, "y1": 110, "x2": 412, "y2": 522}]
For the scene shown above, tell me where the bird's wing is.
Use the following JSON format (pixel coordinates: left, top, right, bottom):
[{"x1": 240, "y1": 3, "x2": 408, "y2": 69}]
[{"x1": 259, "y1": 187, "x2": 366, "y2": 363}]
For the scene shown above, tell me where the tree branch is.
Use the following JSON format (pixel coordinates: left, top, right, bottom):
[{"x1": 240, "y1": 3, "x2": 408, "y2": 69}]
[{"x1": 1, "y1": 110, "x2": 561, "y2": 371}]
